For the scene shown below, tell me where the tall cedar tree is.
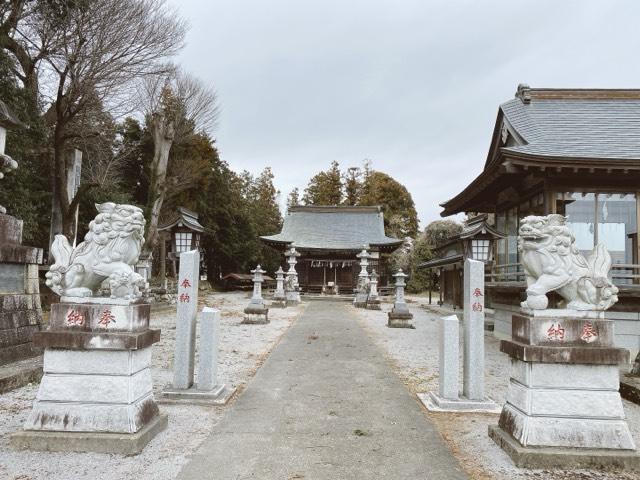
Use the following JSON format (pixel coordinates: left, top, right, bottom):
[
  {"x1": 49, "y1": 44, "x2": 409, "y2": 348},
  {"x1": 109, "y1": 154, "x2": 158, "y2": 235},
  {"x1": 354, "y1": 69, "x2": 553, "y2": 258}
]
[{"x1": 302, "y1": 160, "x2": 342, "y2": 205}]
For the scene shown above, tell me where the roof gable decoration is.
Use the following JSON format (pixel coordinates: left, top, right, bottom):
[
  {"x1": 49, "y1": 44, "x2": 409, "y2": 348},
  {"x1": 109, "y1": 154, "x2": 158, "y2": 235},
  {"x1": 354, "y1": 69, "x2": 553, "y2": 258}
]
[{"x1": 158, "y1": 207, "x2": 205, "y2": 233}]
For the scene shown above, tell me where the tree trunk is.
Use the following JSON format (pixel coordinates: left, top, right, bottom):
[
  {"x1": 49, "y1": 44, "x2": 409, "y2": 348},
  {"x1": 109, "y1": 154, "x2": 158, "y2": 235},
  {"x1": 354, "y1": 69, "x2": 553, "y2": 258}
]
[{"x1": 143, "y1": 112, "x2": 175, "y2": 256}]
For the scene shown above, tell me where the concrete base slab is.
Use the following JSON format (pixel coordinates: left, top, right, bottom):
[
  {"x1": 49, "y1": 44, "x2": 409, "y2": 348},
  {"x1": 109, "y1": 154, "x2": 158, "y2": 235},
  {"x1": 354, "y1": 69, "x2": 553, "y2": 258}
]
[
  {"x1": 419, "y1": 392, "x2": 501, "y2": 413},
  {"x1": 269, "y1": 299, "x2": 287, "y2": 309},
  {"x1": 10, "y1": 413, "x2": 168, "y2": 456},
  {"x1": 159, "y1": 384, "x2": 236, "y2": 406},
  {"x1": 488, "y1": 424, "x2": 640, "y2": 470},
  {"x1": 353, "y1": 302, "x2": 368, "y2": 308}
]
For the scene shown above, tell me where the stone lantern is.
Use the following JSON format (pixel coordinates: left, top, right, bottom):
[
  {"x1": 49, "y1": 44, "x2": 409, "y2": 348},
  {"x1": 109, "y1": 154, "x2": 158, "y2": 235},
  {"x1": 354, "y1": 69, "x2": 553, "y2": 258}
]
[
  {"x1": 388, "y1": 269, "x2": 414, "y2": 328},
  {"x1": 243, "y1": 265, "x2": 269, "y2": 324},
  {"x1": 353, "y1": 246, "x2": 370, "y2": 308}
]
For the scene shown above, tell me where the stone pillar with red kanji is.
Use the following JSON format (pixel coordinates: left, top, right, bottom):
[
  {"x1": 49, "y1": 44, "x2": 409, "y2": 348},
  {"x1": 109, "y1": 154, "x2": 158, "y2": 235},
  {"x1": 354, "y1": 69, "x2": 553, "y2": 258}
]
[
  {"x1": 172, "y1": 249, "x2": 200, "y2": 389},
  {"x1": 463, "y1": 259, "x2": 486, "y2": 401}
]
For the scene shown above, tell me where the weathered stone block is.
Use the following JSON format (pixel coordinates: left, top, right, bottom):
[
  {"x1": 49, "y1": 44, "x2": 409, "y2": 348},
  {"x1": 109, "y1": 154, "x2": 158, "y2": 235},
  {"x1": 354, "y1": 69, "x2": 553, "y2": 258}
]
[
  {"x1": 0, "y1": 263, "x2": 25, "y2": 294},
  {"x1": 509, "y1": 359, "x2": 619, "y2": 390},
  {"x1": 0, "y1": 213, "x2": 22, "y2": 244},
  {"x1": 501, "y1": 339, "x2": 629, "y2": 364},
  {"x1": 43, "y1": 348, "x2": 152, "y2": 376},
  {"x1": 24, "y1": 393, "x2": 158, "y2": 434},
  {"x1": 173, "y1": 250, "x2": 199, "y2": 390},
  {"x1": 498, "y1": 403, "x2": 635, "y2": 450}
]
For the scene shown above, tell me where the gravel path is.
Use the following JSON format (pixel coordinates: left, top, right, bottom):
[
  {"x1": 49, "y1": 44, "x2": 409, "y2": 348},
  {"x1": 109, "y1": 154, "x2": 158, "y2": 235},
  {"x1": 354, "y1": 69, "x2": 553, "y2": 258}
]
[
  {"x1": 0, "y1": 292, "x2": 304, "y2": 480},
  {"x1": 355, "y1": 301, "x2": 640, "y2": 480}
]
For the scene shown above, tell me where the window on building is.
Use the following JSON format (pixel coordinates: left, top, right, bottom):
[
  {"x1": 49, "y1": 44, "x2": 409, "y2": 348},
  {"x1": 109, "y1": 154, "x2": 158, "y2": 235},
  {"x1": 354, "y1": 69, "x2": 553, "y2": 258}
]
[
  {"x1": 175, "y1": 232, "x2": 193, "y2": 254},
  {"x1": 471, "y1": 239, "x2": 491, "y2": 261},
  {"x1": 557, "y1": 192, "x2": 638, "y2": 285}
]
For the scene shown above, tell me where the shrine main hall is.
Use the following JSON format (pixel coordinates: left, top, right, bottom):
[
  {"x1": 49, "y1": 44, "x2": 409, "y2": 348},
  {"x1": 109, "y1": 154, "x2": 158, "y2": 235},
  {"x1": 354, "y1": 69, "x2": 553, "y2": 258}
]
[{"x1": 260, "y1": 205, "x2": 402, "y2": 293}]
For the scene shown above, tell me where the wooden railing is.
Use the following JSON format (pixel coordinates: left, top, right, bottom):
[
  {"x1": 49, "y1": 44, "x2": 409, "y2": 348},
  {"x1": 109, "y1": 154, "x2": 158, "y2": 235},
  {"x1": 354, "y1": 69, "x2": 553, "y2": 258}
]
[
  {"x1": 485, "y1": 262, "x2": 640, "y2": 286},
  {"x1": 485, "y1": 263, "x2": 525, "y2": 283}
]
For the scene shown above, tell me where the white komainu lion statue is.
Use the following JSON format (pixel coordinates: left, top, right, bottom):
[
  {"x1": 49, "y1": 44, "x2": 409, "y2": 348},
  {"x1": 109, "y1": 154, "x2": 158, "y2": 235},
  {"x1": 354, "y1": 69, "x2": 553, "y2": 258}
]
[
  {"x1": 45, "y1": 203, "x2": 147, "y2": 299},
  {"x1": 519, "y1": 214, "x2": 618, "y2": 311}
]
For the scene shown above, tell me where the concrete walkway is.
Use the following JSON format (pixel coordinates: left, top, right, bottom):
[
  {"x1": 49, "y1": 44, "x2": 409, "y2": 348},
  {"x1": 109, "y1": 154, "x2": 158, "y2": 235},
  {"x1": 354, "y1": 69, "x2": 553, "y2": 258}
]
[{"x1": 178, "y1": 302, "x2": 468, "y2": 480}]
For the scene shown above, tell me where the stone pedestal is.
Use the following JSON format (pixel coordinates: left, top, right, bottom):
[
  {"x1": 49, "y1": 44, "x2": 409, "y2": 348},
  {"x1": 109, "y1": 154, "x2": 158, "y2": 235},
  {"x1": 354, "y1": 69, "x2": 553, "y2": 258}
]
[
  {"x1": 489, "y1": 310, "x2": 640, "y2": 469},
  {"x1": 0, "y1": 213, "x2": 43, "y2": 365},
  {"x1": 10, "y1": 297, "x2": 165, "y2": 454},
  {"x1": 243, "y1": 265, "x2": 269, "y2": 324},
  {"x1": 387, "y1": 270, "x2": 414, "y2": 328}
]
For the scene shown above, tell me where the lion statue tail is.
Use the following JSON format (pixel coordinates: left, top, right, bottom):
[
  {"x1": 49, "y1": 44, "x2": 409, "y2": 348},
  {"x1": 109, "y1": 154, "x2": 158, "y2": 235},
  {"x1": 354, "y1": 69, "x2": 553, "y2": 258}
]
[
  {"x1": 583, "y1": 243, "x2": 619, "y2": 309},
  {"x1": 45, "y1": 234, "x2": 74, "y2": 295},
  {"x1": 587, "y1": 243, "x2": 613, "y2": 279}
]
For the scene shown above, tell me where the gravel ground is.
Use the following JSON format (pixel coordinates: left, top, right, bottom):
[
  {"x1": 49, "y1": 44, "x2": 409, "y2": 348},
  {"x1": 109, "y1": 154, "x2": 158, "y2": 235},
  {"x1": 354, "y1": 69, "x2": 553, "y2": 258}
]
[
  {"x1": 0, "y1": 292, "x2": 304, "y2": 480},
  {"x1": 355, "y1": 299, "x2": 640, "y2": 480}
]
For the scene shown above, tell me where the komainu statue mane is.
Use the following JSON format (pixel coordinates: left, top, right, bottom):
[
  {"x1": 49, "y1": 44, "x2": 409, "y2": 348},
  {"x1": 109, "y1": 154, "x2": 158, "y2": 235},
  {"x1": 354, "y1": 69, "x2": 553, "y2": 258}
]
[
  {"x1": 518, "y1": 214, "x2": 618, "y2": 311},
  {"x1": 46, "y1": 203, "x2": 147, "y2": 299}
]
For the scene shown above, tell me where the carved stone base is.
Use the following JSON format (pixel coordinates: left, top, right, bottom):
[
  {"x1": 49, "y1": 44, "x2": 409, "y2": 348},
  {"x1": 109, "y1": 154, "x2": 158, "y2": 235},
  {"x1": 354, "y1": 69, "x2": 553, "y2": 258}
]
[
  {"x1": 286, "y1": 291, "x2": 300, "y2": 305},
  {"x1": 243, "y1": 307, "x2": 269, "y2": 324},
  {"x1": 11, "y1": 413, "x2": 168, "y2": 455},
  {"x1": 366, "y1": 298, "x2": 381, "y2": 310},
  {"x1": 388, "y1": 310, "x2": 414, "y2": 328},
  {"x1": 489, "y1": 424, "x2": 640, "y2": 470},
  {"x1": 353, "y1": 292, "x2": 368, "y2": 309},
  {"x1": 159, "y1": 383, "x2": 236, "y2": 406}
]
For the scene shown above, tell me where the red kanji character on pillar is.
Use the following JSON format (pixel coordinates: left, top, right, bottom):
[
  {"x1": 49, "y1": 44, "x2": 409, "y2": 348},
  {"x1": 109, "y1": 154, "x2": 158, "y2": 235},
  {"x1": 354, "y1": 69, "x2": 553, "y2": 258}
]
[
  {"x1": 472, "y1": 302, "x2": 483, "y2": 312},
  {"x1": 66, "y1": 309, "x2": 85, "y2": 327},
  {"x1": 97, "y1": 308, "x2": 116, "y2": 327},
  {"x1": 180, "y1": 278, "x2": 191, "y2": 289},
  {"x1": 473, "y1": 288, "x2": 483, "y2": 297},
  {"x1": 179, "y1": 293, "x2": 190, "y2": 303}
]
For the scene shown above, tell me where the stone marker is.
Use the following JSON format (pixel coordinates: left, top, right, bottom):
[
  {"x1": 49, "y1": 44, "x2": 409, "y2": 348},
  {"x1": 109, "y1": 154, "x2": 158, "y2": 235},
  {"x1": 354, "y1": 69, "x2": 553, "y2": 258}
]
[
  {"x1": 11, "y1": 204, "x2": 166, "y2": 455},
  {"x1": 161, "y1": 307, "x2": 236, "y2": 405},
  {"x1": 285, "y1": 245, "x2": 301, "y2": 305},
  {"x1": 172, "y1": 249, "x2": 200, "y2": 389},
  {"x1": 353, "y1": 247, "x2": 370, "y2": 308},
  {"x1": 489, "y1": 214, "x2": 640, "y2": 469},
  {"x1": 420, "y1": 259, "x2": 499, "y2": 412},
  {"x1": 463, "y1": 258, "x2": 485, "y2": 401},
  {"x1": 438, "y1": 315, "x2": 459, "y2": 400},
  {"x1": 243, "y1": 265, "x2": 269, "y2": 324},
  {"x1": 271, "y1": 266, "x2": 287, "y2": 308},
  {"x1": 387, "y1": 269, "x2": 414, "y2": 328},
  {"x1": 366, "y1": 269, "x2": 381, "y2": 310}
]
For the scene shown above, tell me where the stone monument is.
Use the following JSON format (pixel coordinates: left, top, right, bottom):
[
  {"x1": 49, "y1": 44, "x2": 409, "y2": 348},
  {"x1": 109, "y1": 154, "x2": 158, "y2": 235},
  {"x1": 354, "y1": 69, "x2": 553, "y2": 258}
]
[
  {"x1": 285, "y1": 245, "x2": 301, "y2": 305},
  {"x1": 366, "y1": 269, "x2": 381, "y2": 310},
  {"x1": 387, "y1": 269, "x2": 414, "y2": 328},
  {"x1": 11, "y1": 203, "x2": 166, "y2": 455},
  {"x1": 0, "y1": 100, "x2": 44, "y2": 369},
  {"x1": 161, "y1": 304, "x2": 235, "y2": 405},
  {"x1": 421, "y1": 259, "x2": 498, "y2": 412},
  {"x1": 243, "y1": 265, "x2": 269, "y2": 324},
  {"x1": 353, "y1": 247, "x2": 370, "y2": 308},
  {"x1": 489, "y1": 214, "x2": 639, "y2": 469},
  {"x1": 271, "y1": 266, "x2": 287, "y2": 308}
]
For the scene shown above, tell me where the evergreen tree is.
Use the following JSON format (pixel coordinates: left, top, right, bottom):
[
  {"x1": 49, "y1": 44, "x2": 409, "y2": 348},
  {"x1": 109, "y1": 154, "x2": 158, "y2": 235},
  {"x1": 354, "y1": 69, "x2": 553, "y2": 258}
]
[
  {"x1": 286, "y1": 188, "x2": 300, "y2": 210},
  {"x1": 359, "y1": 171, "x2": 419, "y2": 238},
  {"x1": 302, "y1": 160, "x2": 342, "y2": 205}
]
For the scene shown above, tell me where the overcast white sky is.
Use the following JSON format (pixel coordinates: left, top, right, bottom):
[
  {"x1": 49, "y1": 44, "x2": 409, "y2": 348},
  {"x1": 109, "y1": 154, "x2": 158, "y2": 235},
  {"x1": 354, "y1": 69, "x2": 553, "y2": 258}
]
[{"x1": 168, "y1": 0, "x2": 640, "y2": 227}]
